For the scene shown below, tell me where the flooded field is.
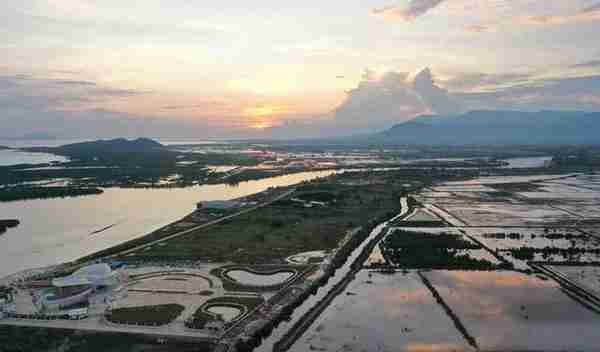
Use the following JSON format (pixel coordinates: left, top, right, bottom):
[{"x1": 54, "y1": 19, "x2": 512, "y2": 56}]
[
  {"x1": 289, "y1": 270, "x2": 472, "y2": 352},
  {"x1": 422, "y1": 174, "x2": 600, "y2": 227},
  {"x1": 424, "y1": 271, "x2": 600, "y2": 351}
]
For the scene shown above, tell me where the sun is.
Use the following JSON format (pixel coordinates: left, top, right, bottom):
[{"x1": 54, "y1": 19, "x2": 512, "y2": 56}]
[
  {"x1": 250, "y1": 121, "x2": 272, "y2": 129},
  {"x1": 244, "y1": 105, "x2": 289, "y2": 129},
  {"x1": 244, "y1": 106, "x2": 281, "y2": 117}
]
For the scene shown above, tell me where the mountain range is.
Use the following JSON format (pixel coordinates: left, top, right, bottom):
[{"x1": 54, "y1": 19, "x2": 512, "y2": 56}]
[{"x1": 367, "y1": 110, "x2": 600, "y2": 145}]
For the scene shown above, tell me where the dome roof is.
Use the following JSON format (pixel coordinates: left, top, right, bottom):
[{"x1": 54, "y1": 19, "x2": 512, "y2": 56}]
[{"x1": 73, "y1": 263, "x2": 112, "y2": 279}]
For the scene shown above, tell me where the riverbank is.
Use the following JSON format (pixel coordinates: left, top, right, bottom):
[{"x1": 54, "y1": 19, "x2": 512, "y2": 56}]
[{"x1": 0, "y1": 170, "x2": 342, "y2": 278}]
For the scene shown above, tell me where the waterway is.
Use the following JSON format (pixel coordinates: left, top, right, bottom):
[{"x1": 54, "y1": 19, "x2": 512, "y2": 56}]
[{"x1": 0, "y1": 170, "x2": 339, "y2": 278}]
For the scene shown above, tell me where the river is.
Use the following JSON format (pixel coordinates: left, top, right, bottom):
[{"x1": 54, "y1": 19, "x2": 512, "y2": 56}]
[{"x1": 0, "y1": 170, "x2": 338, "y2": 278}]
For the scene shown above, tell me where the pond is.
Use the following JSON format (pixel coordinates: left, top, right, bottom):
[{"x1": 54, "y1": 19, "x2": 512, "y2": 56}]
[
  {"x1": 206, "y1": 305, "x2": 243, "y2": 322},
  {"x1": 225, "y1": 270, "x2": 295, "y2": 286}
]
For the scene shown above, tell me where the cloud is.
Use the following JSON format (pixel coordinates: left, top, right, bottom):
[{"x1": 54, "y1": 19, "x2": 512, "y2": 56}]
[
  {"x1": 371, "y1": 0, "x2": 446, "y2": 22},
  {"x1": 519, "y1": 5, "x2": 600, "y2": 25},
  {"x1": 583, "y1": 2, "x2": 600, "y2": 13},
  {"x1": 322, "y1": 69, "x2": 600, "y2": 136},
  {"x1": 442, "y1": 72, "x2": 534, "y2": 92},
  {"x1": 329, "y1": 68, "x2": 460, "y2": 133},
  {"x1": 458, "y1": 74, "x2": 600, "y2": 111},
  {"x1": 464, "y1": 24, "x2": 490, "y2": 33},
  {"x1": 570, "y1": 59, "x2": 600, "y2": 69},
  {"x1": 0, "y1": 74, "x2": 149, "y2": 107},
  {"x1": 413, "y1": 68, "x2": 462, "y2": 114}
]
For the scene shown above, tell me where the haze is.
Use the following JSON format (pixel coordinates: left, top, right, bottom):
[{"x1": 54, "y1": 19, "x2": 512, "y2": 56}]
[{"x1": 3, "y1": 0, "x2": 600, "y2": 139}]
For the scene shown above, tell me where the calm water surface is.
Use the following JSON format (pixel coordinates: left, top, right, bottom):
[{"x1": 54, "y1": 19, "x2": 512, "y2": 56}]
[
  {"x1": 0, "y1": 170, "x2": 338, "y2": 277},
  {"x1": 0, "y1": 149, "x2": 68, "y2": 166},
  {"x1": 289, "y1": 271, "x2": 470, "y2": 352},
  {"x1": 424, "y1": 270, "x2": 600, "y2": 351}
]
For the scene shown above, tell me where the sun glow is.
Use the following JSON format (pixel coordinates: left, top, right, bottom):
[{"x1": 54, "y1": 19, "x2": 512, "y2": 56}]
[{"x1": 243, "y1": 105, "x2": 289, "y2": 129}]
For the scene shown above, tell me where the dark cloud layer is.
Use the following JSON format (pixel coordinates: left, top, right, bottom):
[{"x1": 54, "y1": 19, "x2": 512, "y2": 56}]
[{"x1": 372, "y1": 0, "x2": 447, "y2": 21}]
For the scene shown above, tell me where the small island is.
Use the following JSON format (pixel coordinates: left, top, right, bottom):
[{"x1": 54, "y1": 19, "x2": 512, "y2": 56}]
[{"x1": 0, "y1": 219, "x2": 20, "y2": 235}]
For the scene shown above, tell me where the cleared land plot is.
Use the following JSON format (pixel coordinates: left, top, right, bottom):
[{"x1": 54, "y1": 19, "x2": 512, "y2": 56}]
[
  {"x1": 134, "y1": 182, "x2": 403, "y2": 263},
  {"x1": 289, "y1": 271, "x2": 472, "y2": 352},
  {"x1": 424, "y1": 271, "x2": 600, "y2": 351},
  {"x1": 128, "y1": 274, "x2": 212, "y2": 294}
]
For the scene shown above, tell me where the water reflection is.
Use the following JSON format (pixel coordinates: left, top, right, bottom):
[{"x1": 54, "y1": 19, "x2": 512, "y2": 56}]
[
  {"x1": 423, "y1": 270, "x2": 600, "y2": 351},
  {"x1": 288, "y1": 271, "x2": 471, "y2": 352}
]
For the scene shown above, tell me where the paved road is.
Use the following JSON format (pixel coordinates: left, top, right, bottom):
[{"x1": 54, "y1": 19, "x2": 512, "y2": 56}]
[{"x1": 107, "y1": 188, "x2": 296, "y2": 259}]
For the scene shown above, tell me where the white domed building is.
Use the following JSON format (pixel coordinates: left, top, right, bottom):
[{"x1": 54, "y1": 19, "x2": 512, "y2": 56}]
[{"x1": 41, "y1": 263, "x2": 121, "y2": 310}]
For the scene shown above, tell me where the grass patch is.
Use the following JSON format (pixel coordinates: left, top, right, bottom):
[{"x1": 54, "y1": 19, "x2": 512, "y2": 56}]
[{"x1": 106, "y1": 304, "x2": 184, "y2": 326}]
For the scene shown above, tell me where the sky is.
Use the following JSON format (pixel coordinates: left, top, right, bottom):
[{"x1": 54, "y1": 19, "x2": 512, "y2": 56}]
[{"x1": 2, "y1": 0, "x2": 600, "y2": 139}]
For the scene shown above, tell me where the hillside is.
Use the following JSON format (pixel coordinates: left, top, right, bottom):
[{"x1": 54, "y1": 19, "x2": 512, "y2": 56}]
[
  {"x1": 26, "y1": 138, "x2": 165, "y2": 157},
  {"x1": 371, "y1": 110, "x2": 600, "y2": 145}
]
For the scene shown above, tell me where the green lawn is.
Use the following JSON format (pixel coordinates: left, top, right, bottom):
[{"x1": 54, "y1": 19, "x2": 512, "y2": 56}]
[{"x1": 106, "y1": 304, "x2": 185, "y2": 326}]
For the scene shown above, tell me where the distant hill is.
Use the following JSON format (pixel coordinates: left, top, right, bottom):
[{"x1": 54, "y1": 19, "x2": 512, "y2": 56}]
[
  {"x1": 370, "y1": 110, "x2": 600, "y2": 145},
  {"x1": 26, "y1": 138, "x2": 166, "y2": 158}
]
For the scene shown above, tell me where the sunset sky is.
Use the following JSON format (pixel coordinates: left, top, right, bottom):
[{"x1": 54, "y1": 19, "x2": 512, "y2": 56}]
[{"x1": 2, "y1": 0, "x2": 600, "y2": 139}]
